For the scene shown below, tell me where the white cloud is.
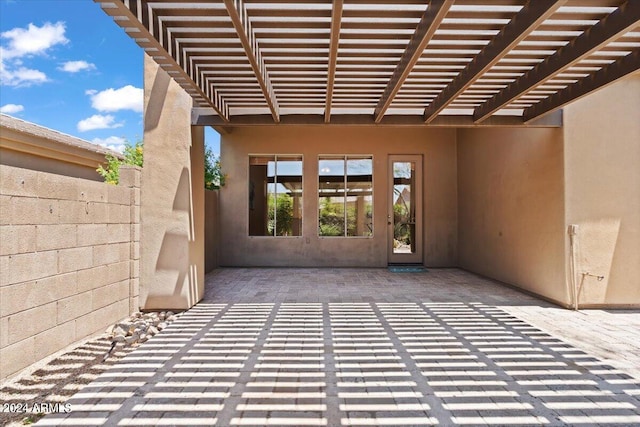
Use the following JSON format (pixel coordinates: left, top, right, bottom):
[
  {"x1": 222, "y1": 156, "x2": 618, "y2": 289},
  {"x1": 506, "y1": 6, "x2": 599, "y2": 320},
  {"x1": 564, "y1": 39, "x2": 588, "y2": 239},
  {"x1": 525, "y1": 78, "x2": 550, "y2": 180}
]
[
  {"x1": 87, "y1": 85, "x2": 143, "y2": 113},
  {"x1": 0, "y1": 103, "x2": 24, "y2": 114},
  {"x1": 92, "y1": 136, "x2": 127, "y2": 153},
  {"x1": 0, "y1": 58, "x2": 48, "y2": 87},
  {"x1": 1, "y1": 22, "x2": 68, "y2": 59},
  {"x1": 85, "y1": 89, "x2": 97, "y2": 96},
  {"x1": 77, "y1": 114, "x2": 123, "y2": 132},
  {"x1": 59, "y1": 60, "x2": 96, "y2": 73},
  {"x1": 1, "y1": 22, "x2": 68, "y2": 87}
]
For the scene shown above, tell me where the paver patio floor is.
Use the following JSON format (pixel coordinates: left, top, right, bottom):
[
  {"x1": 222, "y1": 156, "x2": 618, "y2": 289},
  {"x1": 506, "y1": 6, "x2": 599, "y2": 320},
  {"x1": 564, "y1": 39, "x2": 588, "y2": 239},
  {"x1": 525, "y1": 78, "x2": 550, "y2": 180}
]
[{"x1": 37, "y1": 268, "x2": 640, "y2": 426}]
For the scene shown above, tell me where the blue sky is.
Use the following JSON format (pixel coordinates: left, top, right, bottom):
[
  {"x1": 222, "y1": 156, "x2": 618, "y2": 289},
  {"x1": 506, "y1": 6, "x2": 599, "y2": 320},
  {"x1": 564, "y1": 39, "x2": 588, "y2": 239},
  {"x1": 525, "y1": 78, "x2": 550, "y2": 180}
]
[{"x1": 0, "y1": 0, "x2": 220, "y2": 154}]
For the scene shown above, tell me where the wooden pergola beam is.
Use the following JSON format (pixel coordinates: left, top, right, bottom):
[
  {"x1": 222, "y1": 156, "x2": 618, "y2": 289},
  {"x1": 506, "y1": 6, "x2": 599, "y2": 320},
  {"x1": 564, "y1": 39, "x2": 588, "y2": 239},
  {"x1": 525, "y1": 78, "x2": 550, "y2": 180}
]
[
  {"x1": 97, "y1": 0, "x2": 229, "y2": 121},
  {"x1": 223, "y1": 0, "x2": 280, "y2": 123},
  {"x1": 325, "y1": 0, "x2": 343, "y2": 123},
  {"x1": 193, "y1": 108, "x2": 562, "y2": 128},
  {"x1": 473, "y1": 0, "x2": 640, "y2": 123},
  {"x1": 524, "y1": 49, "x2": 640, "y2": 123},
  {"x1": 424, "y1": 0, "x2": 566, "y2": 123},
  {"x1": 373, "y1": 0, "x2": 454, "y2": 123}
]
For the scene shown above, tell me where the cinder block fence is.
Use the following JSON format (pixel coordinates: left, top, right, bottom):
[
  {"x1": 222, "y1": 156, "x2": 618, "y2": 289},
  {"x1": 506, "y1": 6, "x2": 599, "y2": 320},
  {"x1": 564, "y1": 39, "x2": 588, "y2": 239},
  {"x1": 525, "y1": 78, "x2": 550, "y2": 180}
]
[{"x1": 0, "y1": 165, "x2": 141, "y2": 380}]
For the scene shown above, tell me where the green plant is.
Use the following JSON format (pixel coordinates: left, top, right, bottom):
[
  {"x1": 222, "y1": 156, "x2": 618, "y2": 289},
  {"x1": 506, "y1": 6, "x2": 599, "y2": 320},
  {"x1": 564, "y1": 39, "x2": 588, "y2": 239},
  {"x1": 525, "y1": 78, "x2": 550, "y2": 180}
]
[
  {"x1": 319, "y1": 197, "x2": 344, "y2": 236},
  {"x1": 97, "y1": 141, "x2": 143, "y2": 185},
  {"x1": 205, "y1": 148, "x2": 225, "y2": 190},
  {"x1": 267, "y1": 193, "x2": 294, "y2": 235},
  {"x1": 22, "y1": 413, "x2": 45, "y2": 425}
]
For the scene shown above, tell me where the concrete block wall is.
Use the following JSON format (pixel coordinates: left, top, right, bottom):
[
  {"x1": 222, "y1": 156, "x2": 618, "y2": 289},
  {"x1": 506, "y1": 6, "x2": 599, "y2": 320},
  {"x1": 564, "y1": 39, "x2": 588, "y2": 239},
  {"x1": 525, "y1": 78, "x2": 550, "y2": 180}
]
[
  {"x1": 120, "y1": 166, "x2": 141, "y2": 314},
  {"x1": 0, "y1": 164, "x2": 141, "y2": 380}
]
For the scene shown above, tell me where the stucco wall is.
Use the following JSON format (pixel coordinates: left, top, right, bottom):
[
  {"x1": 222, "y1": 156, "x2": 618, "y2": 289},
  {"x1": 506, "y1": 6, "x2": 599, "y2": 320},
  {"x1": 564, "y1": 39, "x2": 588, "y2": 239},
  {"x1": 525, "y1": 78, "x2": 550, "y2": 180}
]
[
  {"x1": 457, "y1": 127, "x2": 567, "y2": 304},
  {"x1": 0, "y1": 165, "x2": 140, "y2": 380},
  {"x1": 205, "y1": 189, "x2": 220, "y2": 273},
  {"x1": 219, "y1": 126, "x2": 457, "y2": 267},
  {"x1": 0, "y1": 114, "x2": 119, "y2": 182},
  {"x1": 141, "y1": 54, "x2": 205, "y2": 310},
  {"x1": 563, "y1": 75, "x2": 640, "y2": 307},
  {"x1": 0, "y1": 149, "x2": 104, "y2": 182}
]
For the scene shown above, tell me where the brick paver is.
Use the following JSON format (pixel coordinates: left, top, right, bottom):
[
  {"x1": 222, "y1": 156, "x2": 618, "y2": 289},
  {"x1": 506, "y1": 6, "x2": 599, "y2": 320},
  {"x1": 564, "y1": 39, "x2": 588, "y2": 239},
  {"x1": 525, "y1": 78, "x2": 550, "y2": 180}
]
[{"x1": 37, "y1": 268, "x2": 640, "y2": 426}]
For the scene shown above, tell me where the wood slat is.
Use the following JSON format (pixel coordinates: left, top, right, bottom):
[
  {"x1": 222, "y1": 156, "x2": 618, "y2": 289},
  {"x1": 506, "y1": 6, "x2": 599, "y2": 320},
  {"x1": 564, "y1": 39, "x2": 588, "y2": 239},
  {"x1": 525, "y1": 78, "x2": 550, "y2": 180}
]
[
  {"x1": 223, "y1": 0, "x2": 280, "y2": 122},
  {"x1": 373, "y1": 0, "x2": 455, "y2": 122},
  {"x1": 523, "y1": 48, "x2": 640, "y2": 121},
  {"x1": 325, "y1": 0, "x2": 344, "y2": 122},
  {"x1": 424, "y1": 0, "x2": 567, "y2": 122},
  {"x1": 474, "y1": 0, "x2": 640, "y2": 122},
  {"x1": 95, "y1": 0, "x2": 637, "y2": 125}
]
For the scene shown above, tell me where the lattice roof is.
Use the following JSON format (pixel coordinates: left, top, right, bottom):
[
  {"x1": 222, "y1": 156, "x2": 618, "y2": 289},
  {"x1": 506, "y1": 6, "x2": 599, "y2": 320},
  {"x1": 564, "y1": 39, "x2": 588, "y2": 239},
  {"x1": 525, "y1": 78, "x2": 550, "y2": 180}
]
[{"x1": 95, "y1": 0, "x2": 640, "y2": 128}]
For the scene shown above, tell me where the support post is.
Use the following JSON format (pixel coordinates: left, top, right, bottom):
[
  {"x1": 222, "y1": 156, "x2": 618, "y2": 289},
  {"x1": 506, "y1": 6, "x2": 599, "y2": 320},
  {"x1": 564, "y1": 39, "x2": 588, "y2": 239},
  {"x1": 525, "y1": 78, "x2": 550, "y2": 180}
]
[{"x1": 140, "y1": 54, "x2": 205, "y2": 310}]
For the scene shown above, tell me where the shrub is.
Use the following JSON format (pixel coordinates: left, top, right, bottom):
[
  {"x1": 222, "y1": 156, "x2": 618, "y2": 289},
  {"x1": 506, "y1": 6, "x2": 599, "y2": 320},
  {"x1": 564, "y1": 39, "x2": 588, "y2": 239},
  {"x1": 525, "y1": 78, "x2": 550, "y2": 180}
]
[
  {"x1": 205, "y1": 148, "x2": 225, "y2": 190},
  {"x1": 97, "y1": 142, "x2": 143, "y2": 185}
]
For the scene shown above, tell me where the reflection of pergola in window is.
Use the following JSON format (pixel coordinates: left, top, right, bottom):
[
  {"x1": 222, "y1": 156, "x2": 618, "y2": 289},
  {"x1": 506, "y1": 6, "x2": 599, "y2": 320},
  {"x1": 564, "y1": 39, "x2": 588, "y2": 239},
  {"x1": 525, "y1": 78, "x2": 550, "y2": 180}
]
[
  {"x1": 267, "y1": 175, "x2": 302, "y2": 194},
  {"x1": 318, "y1": 175, "x2": 373, "y2": 198},
  {"x1": 268, "y1": 174, "x2": 303, "y2": 236},
  {"x1": 249, "y1": 156, "x2": 303, "y2": 236},
  {"x1": 319, "y1": 174, "x2": 373, "y2": 236}
]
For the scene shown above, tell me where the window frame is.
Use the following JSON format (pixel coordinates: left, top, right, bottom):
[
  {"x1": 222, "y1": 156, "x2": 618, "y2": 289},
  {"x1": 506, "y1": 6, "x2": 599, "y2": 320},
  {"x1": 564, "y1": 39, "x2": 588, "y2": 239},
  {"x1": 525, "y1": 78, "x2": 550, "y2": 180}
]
[
  {"x1": 248, "y1": 154, "x2": 304, "y2": 238},
  {"x1": 318, "y1": 154, "x2": 374, "y2": 238}
]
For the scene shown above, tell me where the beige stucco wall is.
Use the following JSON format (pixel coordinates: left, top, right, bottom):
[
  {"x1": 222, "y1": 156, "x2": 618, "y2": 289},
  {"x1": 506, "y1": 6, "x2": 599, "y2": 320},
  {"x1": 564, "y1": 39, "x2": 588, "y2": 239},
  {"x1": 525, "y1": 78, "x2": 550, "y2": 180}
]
[
  {"x1": 563, "y1": 74, "x2": 640, "y2": 307},
  {"x1": 141, "y1": 54, "x2": 205, "y2": 310},
  {"x1": 0, "y1": 164, "x2": 140, "y2": 380},
  {"x1": 219, "y1": 126, "x2": 457, "y2": 267},
  {"x1": 0, "y1": 115, "x2": 119, "y2": 182},
  {"x1": 0, "y1": 149, "x2": 104, "y2": 181},
  {"x1": 205, "y1": 189, "x2": 220, "y2": 273},
  {"x1": 457, "y1": 127, "x2": 567, "y2": 304}
]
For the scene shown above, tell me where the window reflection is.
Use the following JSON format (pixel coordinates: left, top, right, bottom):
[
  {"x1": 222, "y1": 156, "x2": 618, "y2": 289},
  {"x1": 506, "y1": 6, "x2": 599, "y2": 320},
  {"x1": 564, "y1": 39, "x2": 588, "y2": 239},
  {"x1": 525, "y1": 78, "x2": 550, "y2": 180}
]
[
  {"x1": 319, "y1": 156, "x2": 373, "y2": 237},
  {"x1": 249, "y1": 155, "x2": 302, "y2": 236},
  {"x1": 392, "y1": 161, "x2": 415, "y2": 253}
]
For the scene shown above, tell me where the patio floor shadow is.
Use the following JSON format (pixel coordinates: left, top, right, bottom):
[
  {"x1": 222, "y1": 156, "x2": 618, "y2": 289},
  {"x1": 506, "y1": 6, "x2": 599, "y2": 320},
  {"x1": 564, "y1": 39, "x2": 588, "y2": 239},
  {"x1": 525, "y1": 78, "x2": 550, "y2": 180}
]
[{"x1": 36, "y1": 268, "x2": 640, "y2": 426}]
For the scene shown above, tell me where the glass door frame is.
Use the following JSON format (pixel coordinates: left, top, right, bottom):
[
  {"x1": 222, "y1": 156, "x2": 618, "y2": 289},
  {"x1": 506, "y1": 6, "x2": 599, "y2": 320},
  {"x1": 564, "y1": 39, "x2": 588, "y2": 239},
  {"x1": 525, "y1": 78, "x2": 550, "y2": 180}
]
[{"x1": 388, "y1": 154, "x2": 423, "y2": 265}]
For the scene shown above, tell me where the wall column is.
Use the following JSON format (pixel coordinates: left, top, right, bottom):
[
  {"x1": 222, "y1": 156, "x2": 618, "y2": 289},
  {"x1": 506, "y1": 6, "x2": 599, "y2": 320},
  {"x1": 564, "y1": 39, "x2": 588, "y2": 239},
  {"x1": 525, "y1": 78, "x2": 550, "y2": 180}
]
[
  {"x1": 119, "y1": 165, "x2": 142, "y2": 314},
  {"x1": 140, "y1": 54, "x2": 205, "y2": 310},
  {"x1": 563, "y1": 75, "x2": 640, "y2": 307}
]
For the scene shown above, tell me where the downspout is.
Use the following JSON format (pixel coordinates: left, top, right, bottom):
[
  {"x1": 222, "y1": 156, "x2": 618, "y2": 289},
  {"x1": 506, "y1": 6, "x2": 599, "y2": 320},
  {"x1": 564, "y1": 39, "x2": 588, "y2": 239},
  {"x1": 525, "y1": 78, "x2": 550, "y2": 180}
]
[{"x1": 567, "y1": 224, "x2": 579, "y2": 310}]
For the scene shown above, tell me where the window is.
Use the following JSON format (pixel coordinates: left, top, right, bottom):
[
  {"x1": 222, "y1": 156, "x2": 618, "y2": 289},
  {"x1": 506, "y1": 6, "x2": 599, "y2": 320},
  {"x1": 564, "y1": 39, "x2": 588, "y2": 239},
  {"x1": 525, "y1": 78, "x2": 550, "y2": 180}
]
[
  {"x1": 249, "y1": 155, "x2": 302, "y2": 236},
  {"x1": 319, "y1": 156, "x2": 373, "y2": 237}
]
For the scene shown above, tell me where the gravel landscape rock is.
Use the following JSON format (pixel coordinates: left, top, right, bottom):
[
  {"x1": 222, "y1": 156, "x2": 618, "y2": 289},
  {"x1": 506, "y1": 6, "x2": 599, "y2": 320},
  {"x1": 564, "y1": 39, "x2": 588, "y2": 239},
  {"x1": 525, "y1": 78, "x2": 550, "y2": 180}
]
[{"x1": 0, "y1": 311, "x2": 178, "y2": 426}]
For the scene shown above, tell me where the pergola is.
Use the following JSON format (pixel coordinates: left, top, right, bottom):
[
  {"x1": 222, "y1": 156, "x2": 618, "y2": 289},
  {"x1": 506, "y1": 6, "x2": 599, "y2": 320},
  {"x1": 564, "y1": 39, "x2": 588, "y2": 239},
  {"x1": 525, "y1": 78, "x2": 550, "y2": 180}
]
[{"x1": 96, "y1": 0, "x2": 639, "y2": 132}]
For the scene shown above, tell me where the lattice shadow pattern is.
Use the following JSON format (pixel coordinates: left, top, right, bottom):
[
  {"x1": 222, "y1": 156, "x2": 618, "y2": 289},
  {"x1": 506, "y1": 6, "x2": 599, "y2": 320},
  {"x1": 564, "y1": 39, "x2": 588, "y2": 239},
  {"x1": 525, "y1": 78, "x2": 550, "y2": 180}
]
[{"x1": 37, "y1": 302, "x2": 640, "y2": 426}]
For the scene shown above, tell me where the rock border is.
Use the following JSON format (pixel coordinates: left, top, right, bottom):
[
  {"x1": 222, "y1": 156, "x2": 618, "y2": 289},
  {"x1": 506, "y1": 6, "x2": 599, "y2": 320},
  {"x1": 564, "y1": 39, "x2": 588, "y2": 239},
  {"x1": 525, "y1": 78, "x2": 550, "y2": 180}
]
[{"x1": 106, "y1": 311, "x2": 180, "y2": 348}]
